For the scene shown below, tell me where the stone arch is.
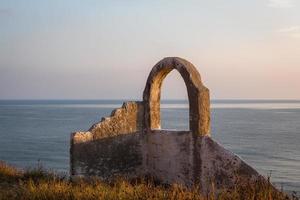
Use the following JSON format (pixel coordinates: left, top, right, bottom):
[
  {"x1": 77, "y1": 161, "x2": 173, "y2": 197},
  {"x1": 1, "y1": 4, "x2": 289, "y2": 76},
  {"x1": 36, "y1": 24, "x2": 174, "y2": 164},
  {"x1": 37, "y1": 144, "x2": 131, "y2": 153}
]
[{"x1": 143, "y1": 57, "x2": 210, "y2": 136}]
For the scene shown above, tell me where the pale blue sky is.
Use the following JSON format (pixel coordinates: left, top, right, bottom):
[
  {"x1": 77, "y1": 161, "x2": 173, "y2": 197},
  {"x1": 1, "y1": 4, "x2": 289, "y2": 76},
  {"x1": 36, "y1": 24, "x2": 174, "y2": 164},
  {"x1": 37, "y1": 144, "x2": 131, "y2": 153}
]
[{"x1": 0, "y1": 0, "x2": 299, "y2": 99}]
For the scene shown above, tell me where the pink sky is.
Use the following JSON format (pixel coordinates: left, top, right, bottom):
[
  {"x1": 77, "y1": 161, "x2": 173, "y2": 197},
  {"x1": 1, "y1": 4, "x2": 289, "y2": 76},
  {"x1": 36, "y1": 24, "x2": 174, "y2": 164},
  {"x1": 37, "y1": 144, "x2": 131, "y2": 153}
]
[{"x1": 1, "y1": 0, "x2": 299, "y2": 99}]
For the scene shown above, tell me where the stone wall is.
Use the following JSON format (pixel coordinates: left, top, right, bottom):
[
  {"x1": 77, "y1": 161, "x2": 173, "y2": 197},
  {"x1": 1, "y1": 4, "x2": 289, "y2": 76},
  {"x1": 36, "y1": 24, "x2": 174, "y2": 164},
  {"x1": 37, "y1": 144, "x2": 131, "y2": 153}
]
[
  {"x1": 71, "y1": 127, "x2": 262, "y2": 192},
  {"x1": 70, "y1": 57, "x2": 270, "y2": 194},
  {"x1": 143, "y1": 57, "x2": 210, "y2": 135},
  {"x1": 71, "y1": 131, "x2": 144, "y2": 179},
  {"x1": 71, "y1": 101, "x2": 144, "y2": 146},
  {"x1": 144, "y1": 131, "x2": 261, "y2": 191},
  {"x1": 71, "y1": 101, "x2": 144, "y2": 176}
]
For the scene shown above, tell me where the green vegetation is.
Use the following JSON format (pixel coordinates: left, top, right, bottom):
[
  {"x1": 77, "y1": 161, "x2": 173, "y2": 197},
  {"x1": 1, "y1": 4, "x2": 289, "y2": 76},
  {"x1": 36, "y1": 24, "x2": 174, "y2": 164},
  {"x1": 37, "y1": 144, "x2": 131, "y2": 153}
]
[{"x1": 0, "y1": 161, "x2": 297, "y2": 200}]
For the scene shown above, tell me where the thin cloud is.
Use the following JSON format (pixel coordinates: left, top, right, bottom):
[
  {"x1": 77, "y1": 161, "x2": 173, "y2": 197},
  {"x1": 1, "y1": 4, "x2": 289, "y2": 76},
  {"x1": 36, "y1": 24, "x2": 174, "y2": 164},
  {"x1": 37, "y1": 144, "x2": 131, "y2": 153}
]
[
  {"x1": 278, "y1": 26, "x2": 300, "y2": 33},
  {"x1": 277, "y1": 26, "x2": 300, "y2": 38},
  {"x1": 268, "y1": 0, "x2": 294, "y2": 8},
  {"x1": 290, "y1": 33, "x2": 300, "y2": 38}
]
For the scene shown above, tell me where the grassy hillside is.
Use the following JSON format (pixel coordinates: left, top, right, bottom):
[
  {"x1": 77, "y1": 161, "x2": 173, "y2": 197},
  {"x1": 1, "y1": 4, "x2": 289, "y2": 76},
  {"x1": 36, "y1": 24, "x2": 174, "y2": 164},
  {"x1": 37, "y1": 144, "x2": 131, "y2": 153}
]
[{"x1": 0, "y1": 161, "x2": 296, "y2": 200}]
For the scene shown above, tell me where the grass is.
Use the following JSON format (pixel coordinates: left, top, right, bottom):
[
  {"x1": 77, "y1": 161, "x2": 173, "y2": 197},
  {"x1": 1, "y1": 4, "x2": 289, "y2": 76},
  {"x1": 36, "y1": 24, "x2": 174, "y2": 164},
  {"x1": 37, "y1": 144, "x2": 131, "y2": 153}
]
[{"x1": 0, "y1": 161, "x2": 298, "y2": 200}]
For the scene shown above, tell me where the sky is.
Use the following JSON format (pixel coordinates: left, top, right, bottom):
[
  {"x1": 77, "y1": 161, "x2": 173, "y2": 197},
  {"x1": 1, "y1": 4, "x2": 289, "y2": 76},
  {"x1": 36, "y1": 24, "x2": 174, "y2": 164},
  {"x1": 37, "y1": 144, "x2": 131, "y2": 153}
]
[{"x1": 0, "y1": 0, "x2": 299, "y2": 100}]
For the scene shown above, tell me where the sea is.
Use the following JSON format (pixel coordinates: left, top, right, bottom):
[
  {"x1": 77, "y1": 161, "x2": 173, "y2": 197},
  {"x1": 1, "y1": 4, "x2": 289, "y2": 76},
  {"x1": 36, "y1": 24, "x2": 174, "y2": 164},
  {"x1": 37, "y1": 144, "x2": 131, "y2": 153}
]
[{"x1": 0, "y1": 100, "x2": 299, "y2": 193}]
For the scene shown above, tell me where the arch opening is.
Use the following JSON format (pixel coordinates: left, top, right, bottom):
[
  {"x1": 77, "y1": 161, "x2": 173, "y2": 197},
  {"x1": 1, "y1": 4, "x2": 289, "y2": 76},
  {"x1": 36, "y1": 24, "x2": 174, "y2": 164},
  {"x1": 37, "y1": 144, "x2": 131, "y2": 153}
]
[
  {"x1": 160, "y1": 70, "x2": 189, "y2": 130},
  {"x1": 143, "y1": 57, "x2": 211, "y2": 136}
]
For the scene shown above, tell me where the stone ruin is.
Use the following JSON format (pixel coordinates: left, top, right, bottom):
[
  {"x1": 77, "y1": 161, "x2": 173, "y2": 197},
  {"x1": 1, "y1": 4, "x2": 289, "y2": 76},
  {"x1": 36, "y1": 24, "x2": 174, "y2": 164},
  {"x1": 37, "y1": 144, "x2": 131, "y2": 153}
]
[{"x1": 70, "y1": 57, "x2": 267, "y2": 193}]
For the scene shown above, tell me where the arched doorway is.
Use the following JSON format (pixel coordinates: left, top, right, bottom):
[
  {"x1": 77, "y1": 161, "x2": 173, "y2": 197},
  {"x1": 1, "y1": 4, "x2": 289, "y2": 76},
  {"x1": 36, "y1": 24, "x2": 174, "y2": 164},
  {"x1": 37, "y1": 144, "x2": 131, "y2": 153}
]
[{"x1": 142, "y1": 57, "x2": 210, "y2": 136}]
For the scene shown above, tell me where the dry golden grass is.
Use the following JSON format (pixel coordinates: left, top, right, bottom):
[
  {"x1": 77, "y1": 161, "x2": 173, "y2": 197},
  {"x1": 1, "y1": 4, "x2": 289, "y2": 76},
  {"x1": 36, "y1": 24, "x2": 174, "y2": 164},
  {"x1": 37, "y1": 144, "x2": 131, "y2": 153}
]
[{"x1": 0, "y1": 161, "x2": 297, "y2": 200}]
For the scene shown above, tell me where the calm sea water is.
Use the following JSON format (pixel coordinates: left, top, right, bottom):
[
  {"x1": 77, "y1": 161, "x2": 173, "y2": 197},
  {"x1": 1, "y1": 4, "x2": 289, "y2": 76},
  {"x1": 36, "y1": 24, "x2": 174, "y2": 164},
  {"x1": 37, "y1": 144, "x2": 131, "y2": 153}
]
[{"x1": 0, "y1": 100, "x2": 299, "y2": 193}]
